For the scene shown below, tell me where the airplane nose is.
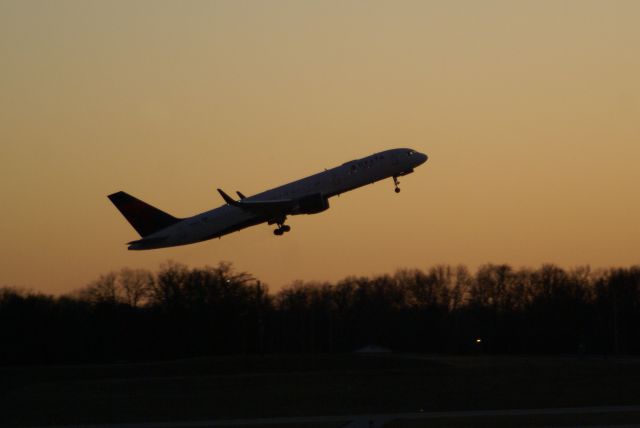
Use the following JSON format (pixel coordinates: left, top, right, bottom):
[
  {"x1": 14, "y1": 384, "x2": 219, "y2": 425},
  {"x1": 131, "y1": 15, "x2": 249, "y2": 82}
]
[{"x1": 419, "y1": 153, "x2": 428, "y2": 165}]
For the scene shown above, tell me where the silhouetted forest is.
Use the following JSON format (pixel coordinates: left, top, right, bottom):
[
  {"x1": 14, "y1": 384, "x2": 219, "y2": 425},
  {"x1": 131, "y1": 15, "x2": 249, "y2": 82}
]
[{"x1": 2, "y1": 262, "x2": 640, "y2": 365}]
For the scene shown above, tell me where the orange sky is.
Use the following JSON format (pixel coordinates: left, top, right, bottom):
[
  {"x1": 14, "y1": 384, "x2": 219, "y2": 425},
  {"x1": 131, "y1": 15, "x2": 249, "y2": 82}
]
[{"x1": 1, "y1": 1, "x2": 639, "y2": 294}]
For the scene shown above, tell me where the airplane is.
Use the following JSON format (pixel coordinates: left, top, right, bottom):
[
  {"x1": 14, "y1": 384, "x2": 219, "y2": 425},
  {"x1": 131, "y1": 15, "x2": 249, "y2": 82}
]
[{"x1": 108, "y1": 148, "x2": 428, "y2": 250}]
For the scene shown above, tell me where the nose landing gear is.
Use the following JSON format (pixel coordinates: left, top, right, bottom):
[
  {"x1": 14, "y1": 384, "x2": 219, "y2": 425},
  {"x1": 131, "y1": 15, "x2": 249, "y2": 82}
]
[{"x1": 393, "y1": 176, "x2": 401, "y2": 193}]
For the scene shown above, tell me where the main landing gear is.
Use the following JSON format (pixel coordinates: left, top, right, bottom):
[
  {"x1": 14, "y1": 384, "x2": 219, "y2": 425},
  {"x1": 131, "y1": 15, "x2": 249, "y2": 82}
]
[
  {"x1": 273, "y1": 224, "x2": 291, "y2": 236},
  {"x1": 271, "y1": 217, "x2": 291, "y2": 236},
  {"x1": 393, "y1": 175, "x2": 401, "y2": 193}
]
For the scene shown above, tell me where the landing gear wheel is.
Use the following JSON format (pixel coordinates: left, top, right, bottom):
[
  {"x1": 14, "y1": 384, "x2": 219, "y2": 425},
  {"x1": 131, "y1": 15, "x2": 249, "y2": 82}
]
[
  {"x1": 271, "y1": 216, "x2": 290, "y2": 236},
  {"x1": 273, "y1": 222, "x2": 291, "y2": 236},
  {"x1": 395, "y1": 187, "x2": 401, "y2": 193}
]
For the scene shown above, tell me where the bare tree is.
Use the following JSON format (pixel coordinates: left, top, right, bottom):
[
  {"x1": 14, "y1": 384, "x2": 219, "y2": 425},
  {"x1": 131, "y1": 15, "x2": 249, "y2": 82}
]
[
  {"x1": 118, "y1": 268, "x2": 154, "y2": 307},
  {"x1": 450, "y1": 264, "x2": 472, "y2": 311},
  {"x1": 78, "y1": 272, "x2": 120, "y2": 304},
  {"x1": 149, "y1": 260, "x2": 189, "y2": 309}
]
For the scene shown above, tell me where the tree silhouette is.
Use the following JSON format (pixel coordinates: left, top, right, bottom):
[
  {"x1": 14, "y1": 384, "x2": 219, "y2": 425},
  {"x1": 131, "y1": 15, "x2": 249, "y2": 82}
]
[
  {"x1": 3, "y1": 262, "x2": 640, "y2": 364},
  {"x1": 119, "y1": 268, "x2": 154, "y2": 308}
]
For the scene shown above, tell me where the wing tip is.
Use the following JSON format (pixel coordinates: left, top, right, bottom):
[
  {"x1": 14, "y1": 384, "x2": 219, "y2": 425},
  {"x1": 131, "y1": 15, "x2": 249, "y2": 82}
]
[{"x1": 217, "y1": 188, "x2": 238, "y2": 205}]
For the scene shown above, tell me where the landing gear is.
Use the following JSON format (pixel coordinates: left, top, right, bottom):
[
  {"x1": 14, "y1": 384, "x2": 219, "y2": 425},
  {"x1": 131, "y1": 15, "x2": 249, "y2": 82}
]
[
  {"x1": 271, "y1": 218, "x2": 291, "y2": 236},
  {"x1": 393, "y1": 176, "x2": 401, "y2": 193},
  {"x1": 273, "y1": 225, "x2": 291, "y2": 236}
]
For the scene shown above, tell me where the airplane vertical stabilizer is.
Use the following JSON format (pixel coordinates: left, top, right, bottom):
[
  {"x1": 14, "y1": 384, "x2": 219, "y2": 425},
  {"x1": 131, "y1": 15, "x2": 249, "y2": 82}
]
[{"x1": 108, "y1": 191, "x2": 181, "y2": 237}]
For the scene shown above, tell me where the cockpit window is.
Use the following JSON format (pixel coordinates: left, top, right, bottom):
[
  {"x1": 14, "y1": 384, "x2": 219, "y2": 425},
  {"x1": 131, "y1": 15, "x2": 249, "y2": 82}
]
[{"x1": 408, "y1": 150, "x2": 414, "y2": 156}]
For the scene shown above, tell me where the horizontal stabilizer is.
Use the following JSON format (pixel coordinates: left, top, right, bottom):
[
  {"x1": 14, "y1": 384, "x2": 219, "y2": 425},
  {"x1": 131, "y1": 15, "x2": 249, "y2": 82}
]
[{"x1": 108, "y1": 191, "x2": 180, "y2": 237}]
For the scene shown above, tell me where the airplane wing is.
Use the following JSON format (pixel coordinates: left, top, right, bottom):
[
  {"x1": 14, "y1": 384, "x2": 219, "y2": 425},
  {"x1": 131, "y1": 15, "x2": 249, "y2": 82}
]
[{"x1": 217, "y1": 189, "x2": 296, "y2": 218}]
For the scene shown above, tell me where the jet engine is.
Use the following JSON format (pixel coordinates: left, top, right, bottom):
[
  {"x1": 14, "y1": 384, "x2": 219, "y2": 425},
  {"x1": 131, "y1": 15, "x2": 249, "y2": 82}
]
[{"x1": 295, "y1": 193, "x2": 329, "y2": 214}]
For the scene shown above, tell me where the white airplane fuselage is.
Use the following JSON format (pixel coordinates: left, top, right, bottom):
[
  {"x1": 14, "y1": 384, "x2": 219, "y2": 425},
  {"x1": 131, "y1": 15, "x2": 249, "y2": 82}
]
[{"x1": 110, "y1": 148, "x2": 428, "y2": 250}]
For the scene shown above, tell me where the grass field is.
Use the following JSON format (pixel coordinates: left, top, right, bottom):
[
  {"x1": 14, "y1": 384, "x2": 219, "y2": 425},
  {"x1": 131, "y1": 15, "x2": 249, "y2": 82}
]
[{"x1": 2, "y1": 354, "x2": 640, "y2": 427}]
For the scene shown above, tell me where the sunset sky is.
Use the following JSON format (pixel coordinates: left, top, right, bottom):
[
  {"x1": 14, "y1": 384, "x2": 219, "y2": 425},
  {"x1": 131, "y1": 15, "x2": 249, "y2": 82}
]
[{"x1": 1, "y1": 0, "x2": 639, "y2": 294}]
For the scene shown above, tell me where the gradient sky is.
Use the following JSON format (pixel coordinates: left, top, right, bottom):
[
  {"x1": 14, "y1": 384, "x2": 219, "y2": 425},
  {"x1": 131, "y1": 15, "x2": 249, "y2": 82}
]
[{"x1": 1, "y1": 0, "x2": 639, "y2": 294}]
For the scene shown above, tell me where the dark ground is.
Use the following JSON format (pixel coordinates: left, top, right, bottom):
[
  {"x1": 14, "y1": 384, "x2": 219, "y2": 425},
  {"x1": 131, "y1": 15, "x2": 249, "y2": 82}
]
[{"x1": 2, "y1": 354, "x2": 640, "y2": 427}]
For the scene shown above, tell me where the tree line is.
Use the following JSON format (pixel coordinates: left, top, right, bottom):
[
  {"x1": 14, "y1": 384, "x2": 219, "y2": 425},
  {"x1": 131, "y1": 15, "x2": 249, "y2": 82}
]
[{"x1": 1, "y1": 262, "x2": 639, "y2": 364}]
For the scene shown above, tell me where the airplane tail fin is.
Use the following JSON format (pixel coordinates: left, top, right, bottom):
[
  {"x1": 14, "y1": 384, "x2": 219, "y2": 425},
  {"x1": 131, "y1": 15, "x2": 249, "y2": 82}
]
[{"x1": 108, "y1": 191, "x2": 181, "y2": 237}]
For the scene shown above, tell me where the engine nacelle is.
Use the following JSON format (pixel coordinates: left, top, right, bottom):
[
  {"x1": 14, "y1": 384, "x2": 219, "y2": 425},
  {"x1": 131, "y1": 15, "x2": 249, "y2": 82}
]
[{"x1": 294, "y1": 193, "x2": 329, "y2": 214}]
